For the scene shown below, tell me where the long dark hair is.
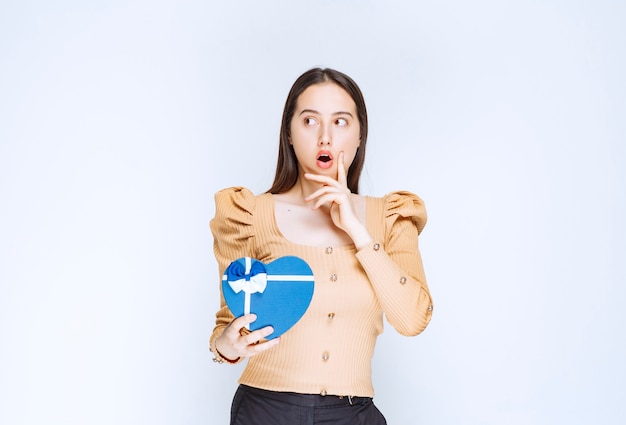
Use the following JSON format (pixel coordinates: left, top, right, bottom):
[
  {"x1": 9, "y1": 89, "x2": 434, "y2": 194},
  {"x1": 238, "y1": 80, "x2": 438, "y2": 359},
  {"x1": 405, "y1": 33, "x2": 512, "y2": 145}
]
[{"x1": 267, "y1": 68, "x2": 368, "y2": 194}]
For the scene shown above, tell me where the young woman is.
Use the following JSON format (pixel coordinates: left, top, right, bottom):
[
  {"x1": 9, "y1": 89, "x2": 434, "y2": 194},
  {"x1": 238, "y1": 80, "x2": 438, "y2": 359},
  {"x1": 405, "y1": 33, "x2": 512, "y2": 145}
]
[{"x1": 209, "y1": 68, "x2": 434, "y2": 425}]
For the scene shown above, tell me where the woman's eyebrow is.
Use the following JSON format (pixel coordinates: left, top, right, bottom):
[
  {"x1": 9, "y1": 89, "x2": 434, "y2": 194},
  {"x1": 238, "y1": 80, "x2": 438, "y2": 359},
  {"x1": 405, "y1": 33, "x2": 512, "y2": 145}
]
[{"x1": 298, "y1": 109, "x2": 320, "y2": 116}]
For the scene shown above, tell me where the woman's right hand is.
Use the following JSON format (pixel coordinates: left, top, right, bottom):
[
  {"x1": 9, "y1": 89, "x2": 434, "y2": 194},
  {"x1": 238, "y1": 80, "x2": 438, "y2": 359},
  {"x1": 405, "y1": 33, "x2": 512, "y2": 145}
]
[{"x1": 214, "y1": 314, "x2": 280, "y2": 361}]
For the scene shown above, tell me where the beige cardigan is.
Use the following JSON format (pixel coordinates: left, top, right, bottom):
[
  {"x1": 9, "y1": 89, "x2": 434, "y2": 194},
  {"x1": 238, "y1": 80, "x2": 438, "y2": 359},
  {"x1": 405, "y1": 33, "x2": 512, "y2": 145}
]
[{"x1": 209, "y1": 187, "x2": 433, "y2": 397}]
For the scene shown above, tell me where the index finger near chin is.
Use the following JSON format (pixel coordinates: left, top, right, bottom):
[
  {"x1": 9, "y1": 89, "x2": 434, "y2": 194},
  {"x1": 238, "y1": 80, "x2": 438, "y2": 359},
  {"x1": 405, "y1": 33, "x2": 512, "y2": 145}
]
[{"x1": 337, "y1": 153, "x2": 347, "y2": 186}]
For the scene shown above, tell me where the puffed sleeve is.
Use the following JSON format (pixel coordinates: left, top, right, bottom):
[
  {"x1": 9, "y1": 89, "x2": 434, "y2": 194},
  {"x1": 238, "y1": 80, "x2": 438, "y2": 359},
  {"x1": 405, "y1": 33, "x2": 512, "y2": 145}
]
[
  {"x1": 355, "y1": 191, "x2": 433, "y2": 336},
  {"x1": 209, "y1": 187, "x2": 257, "y2": 356}
]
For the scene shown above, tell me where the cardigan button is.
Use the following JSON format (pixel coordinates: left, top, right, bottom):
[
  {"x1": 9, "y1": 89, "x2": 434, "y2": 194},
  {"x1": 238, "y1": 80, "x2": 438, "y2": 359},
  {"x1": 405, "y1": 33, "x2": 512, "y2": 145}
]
[
  {"x1": 373, "y1": 243, "x2": 380, "y2": 251},
  {"x1": 330, "y1": 273, "x2": 337, "y2": 282},
  {"x1": 322, "y1": 352, "x2": 330, "y2": 361},
  {"x1": 328, "y1": 313, "x2": 335, "y2": 319},
  {"x1": 399, "y1": 276, "x2": 407, "y2": 285},
  {"x1": 321, "y1": 389, "x2": 328, "y2": 396},
  {"x1": 325, "y1": 246, "x2": 333, "y2": 254}
]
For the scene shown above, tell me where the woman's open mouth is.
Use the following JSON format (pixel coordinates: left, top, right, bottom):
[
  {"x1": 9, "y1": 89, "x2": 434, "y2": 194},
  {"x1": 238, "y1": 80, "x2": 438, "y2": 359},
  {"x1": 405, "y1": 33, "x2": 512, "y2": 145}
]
[{"x1": 316, "y1": 151, "x2": 333, "y2": 169}]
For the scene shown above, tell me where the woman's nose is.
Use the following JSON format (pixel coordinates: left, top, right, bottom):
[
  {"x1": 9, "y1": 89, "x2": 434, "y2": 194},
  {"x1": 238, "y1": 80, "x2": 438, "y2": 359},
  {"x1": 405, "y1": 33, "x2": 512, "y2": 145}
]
[{"x1": 318, "y1": 125, "x2": 332, "y2": 145}]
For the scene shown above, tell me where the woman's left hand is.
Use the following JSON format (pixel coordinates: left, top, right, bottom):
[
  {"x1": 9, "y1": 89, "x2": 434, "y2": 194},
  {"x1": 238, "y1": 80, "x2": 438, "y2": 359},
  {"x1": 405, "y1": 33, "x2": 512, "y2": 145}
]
[{"x1": 304, "y1": 152, "x2": 372, "y2": 249}]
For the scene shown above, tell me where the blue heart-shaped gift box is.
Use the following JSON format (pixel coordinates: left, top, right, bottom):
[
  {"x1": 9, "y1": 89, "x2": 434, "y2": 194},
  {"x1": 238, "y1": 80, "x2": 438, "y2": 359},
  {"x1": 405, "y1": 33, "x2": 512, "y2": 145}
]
[{"x1": 222, "y1": 256, "x2": 315, "y2": 339}]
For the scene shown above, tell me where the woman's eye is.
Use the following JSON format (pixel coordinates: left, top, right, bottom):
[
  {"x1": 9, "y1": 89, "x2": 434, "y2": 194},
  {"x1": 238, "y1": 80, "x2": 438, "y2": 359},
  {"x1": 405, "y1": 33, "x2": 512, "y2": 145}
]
[
  {"x1": 336, "y1": 118, "x2": 348, "y2": 127},
  {"x1": 304, "y1": 117, "x2": 317, "y2": 126}
]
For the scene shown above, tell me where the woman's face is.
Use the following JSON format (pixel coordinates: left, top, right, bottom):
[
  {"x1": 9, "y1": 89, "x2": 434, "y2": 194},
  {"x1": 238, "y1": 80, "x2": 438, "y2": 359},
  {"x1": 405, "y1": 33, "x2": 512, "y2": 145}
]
[{"x1": 289, "y1": 82, "x2": 361, "y2": 180}]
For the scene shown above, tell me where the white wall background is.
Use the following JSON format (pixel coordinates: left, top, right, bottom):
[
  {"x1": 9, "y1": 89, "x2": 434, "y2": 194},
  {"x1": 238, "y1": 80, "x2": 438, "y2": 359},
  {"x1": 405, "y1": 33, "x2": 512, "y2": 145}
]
[{"x1": 1, "y1": 1, "x2": 624, "y2": 424}]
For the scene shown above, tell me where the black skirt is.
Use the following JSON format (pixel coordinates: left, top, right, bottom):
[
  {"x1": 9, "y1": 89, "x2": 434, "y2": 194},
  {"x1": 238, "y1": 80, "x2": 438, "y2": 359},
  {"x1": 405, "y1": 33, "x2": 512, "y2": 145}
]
[{"x1": 230, "y1": 385, "x2": 387, "y2": 425}]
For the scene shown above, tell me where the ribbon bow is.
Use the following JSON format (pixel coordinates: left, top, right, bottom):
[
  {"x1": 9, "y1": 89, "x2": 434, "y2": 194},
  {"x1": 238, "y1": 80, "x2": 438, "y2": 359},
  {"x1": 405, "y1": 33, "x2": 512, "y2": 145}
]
[{"x1": 227, "y1": 257, "x2": 267, "y2": 327}]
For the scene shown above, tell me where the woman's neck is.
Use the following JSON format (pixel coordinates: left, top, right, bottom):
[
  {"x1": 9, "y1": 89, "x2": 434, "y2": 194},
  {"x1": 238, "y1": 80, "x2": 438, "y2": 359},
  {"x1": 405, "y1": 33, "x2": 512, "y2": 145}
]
[{"x1": 279, "y1": 176, "x2": 325, "y2": 206}]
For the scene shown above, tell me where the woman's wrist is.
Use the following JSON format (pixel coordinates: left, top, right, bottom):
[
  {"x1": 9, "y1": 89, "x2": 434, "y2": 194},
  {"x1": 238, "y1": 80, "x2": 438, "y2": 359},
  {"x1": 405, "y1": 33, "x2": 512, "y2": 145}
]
[
  {"x1": 210, "y1": 335, "x2": 241, "y2": 364},
  {"x1": 348, "y1": 223, "x2": 373, "y2": 250}
]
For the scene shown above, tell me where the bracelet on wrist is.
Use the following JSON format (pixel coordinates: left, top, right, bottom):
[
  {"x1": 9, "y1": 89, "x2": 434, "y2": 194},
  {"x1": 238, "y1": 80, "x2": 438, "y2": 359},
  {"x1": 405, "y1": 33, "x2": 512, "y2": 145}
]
[{"x1": 210, "y1": 337, "x2": 241, "y2": 364}]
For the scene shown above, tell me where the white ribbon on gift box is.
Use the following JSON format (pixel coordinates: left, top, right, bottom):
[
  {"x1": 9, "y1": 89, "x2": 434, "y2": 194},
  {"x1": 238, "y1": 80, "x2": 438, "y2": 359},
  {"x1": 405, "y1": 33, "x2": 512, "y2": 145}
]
[{"x1": 227, "y1": 257, "x2": 267, "y2": 329}]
